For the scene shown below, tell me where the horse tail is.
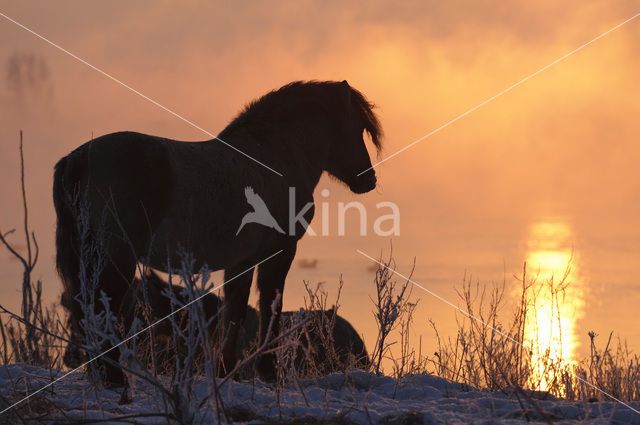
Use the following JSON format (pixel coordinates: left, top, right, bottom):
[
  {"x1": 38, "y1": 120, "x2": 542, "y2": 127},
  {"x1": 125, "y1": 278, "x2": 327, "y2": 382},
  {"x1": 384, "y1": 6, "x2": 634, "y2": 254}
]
[
  {"x1": 53, "y1": 153, "x2": 86, "y2": 366},
  {"x1": 54, "y1": 156, "x2": 74, "y2": 312}
]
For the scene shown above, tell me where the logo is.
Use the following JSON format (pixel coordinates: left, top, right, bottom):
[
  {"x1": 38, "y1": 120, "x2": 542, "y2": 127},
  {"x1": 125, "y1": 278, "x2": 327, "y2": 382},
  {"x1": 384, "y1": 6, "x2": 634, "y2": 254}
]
[
  {"x1": 236, "y1": 186, "x2": 400, "y2": 237},
  {"x1": 236, "y1": 187, "x2": 285, "y2": 235}
]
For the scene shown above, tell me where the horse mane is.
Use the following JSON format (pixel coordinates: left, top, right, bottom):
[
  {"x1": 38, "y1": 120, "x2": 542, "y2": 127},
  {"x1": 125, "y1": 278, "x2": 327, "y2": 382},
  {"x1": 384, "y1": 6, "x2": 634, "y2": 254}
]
[
  {"x1": 223, "y1": 80, "x2": 382, "y2": 152},
  {"x1": 346, "y1": 82, "x2": 383, "y2": 152}
]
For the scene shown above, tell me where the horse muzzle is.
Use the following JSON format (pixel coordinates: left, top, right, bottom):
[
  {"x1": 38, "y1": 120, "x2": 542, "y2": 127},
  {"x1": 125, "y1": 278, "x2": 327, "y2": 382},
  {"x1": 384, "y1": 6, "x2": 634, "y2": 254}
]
[{"x1": 349, "y1": 172, "x2": 377, "y2": 194}]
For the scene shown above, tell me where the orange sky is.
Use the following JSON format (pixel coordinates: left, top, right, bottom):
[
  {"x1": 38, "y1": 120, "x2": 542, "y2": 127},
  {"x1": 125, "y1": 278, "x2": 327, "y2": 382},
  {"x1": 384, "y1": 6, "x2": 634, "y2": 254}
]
[{"x1": 1, "y1": 1, "x2": 640, "y2": 355}]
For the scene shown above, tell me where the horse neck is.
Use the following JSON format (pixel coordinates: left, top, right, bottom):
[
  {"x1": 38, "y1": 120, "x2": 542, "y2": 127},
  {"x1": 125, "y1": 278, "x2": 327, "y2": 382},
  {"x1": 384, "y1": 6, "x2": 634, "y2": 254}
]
[
  {"x1": 221, "y1": 113, "x2": 332, "y2": 188},
  {"x1": 285, "y1": 129, "x2": 327, "y2": 189}
]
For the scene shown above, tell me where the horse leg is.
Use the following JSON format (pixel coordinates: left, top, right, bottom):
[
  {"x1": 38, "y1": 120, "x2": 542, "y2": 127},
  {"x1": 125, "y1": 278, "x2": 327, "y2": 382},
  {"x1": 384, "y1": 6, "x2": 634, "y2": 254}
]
[
  {"x1": 220, "y1": 265, "x2": 254, "y2": 376},
  {"x1": 61, "y1": 292, "x2": 85, "y2": 368},
  {"x1": 91, "y1": 249, "x2": 136, "y2": 386},
  {"x1": 256, "y1": 244, "x2": 297, "y2": 380}
]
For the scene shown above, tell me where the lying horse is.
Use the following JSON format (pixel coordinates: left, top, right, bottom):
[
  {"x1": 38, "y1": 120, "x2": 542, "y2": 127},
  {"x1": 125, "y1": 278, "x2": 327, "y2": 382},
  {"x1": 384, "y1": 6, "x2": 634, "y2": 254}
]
[
  {"x1": 242, "y1": 306, "x2": 370, "y2": 374},
  {"x1": 54, "y1": 80, "x2": 381, "y2": 384},
  {"x1": 64, "y1": 270, "x2": 370, "y2": 375}
]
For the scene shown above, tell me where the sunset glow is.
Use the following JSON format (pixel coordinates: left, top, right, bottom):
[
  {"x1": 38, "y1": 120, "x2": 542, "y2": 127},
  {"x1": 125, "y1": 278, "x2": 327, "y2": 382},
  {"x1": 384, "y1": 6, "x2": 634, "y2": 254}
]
[{"x1": 524, "y1": 221, "x2": 585, "y2": 391}]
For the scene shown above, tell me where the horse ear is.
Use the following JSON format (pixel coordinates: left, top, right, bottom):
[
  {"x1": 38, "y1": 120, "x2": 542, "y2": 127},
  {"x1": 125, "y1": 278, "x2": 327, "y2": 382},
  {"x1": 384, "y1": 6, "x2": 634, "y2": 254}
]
[{"x1": 341, "y1": 80, "x2": 352, "y2": 107}]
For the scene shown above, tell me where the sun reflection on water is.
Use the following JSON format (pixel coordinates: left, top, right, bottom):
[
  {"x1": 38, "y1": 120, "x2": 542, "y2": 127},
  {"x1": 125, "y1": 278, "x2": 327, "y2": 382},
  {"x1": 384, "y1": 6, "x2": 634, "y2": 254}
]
[{"x1": 524, "y1": 220, "x2": 585, "y2": 391}]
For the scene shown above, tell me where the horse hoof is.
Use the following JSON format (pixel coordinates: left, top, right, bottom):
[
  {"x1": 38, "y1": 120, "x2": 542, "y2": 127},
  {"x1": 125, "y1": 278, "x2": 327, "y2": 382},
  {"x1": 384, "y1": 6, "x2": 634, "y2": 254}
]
[
  {"x1": 118, "y1": 387, "x2": 132, "y2": 405},
  {"x1": 63, "y1": 346, "x2": 84, "y2": 368},
  {"x1": 256, "y1": 354, "x2": 277, "y2": 382},
  {"x1": 101, "y1": 365, "x2": 127, "y2": 388},
  {"x1": 260, "y1": 371, "x2": 277, "y2": 383}
]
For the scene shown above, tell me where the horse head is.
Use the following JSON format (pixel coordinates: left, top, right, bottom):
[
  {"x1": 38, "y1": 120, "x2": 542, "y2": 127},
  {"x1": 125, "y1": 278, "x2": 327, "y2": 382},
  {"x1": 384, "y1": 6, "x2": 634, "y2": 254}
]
[{"x1": 326, "y1": 80, "x2": 382, "y2": 194}]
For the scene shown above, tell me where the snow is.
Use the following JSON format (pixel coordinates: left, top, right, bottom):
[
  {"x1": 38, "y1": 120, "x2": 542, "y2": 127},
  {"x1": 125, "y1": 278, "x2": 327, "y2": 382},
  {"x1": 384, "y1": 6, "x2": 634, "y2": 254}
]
[{"x1": 1, "y1": 363, "x2": 639, "y2": 424}]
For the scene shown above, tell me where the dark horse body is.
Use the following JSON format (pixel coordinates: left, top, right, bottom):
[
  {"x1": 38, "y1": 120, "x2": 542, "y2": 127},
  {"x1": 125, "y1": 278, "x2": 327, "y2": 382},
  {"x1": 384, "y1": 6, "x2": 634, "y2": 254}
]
[{"x1": 54, "y1": 80, "x2": 381, "y2": 384}]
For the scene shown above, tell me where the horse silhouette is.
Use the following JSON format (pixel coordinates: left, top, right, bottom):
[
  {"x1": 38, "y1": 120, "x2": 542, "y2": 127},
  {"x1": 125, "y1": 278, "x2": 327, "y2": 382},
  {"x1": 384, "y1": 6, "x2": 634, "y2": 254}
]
[
  {"x1": 241, "y1": 305, "x2": 370, "y2": 374},
  {"x1": 53, "y1": 80, "x2": 381, "y2": 385}
]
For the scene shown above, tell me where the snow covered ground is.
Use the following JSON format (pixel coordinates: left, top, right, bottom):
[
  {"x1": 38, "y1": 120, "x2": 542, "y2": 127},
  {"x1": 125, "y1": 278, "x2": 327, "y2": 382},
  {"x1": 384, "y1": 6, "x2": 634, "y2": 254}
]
[{"x1": 1, "y1": 363, "x2": 639, "y2": 424}]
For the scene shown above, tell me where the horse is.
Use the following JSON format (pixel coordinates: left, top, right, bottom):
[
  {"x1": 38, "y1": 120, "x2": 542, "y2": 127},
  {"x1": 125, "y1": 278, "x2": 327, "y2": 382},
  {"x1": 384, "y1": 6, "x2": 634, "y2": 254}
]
[
  {"x1": 241, "y1": 306, "x2": 370, "y2": 374},
  {"x1": 53, "y1": 80, "x2": 381, "y2": 385}
]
